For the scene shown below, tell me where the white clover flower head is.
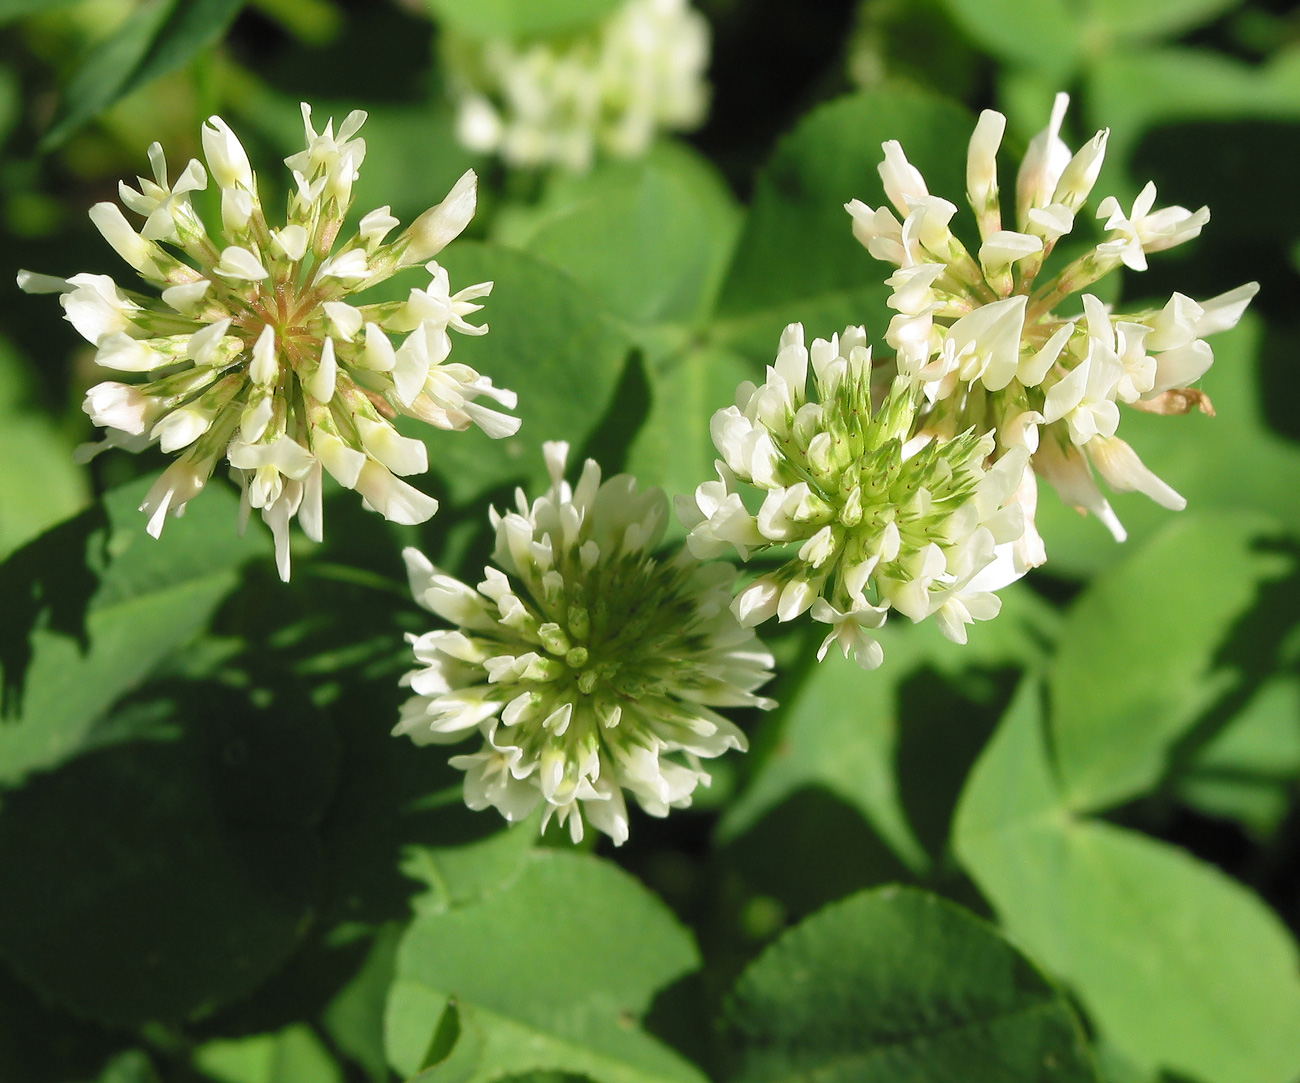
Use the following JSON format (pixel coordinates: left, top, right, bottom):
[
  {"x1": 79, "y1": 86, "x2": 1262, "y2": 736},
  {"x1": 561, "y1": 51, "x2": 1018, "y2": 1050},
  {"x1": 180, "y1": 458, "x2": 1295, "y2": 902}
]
[
  {"x1": 678, "y1": 323, "x2": 1030, "y2": 667},
  {"x1": 442, "y1": 0, "x2": 710, "y2": 171},
  {"x1": 20, "y1": 106, "x2": 518, "y2": 580},
  {"x1": 844, "y1": 91, "x2": 1258, "y2": 553},
  {"x1": 395, "y1": 443, "x2": 775, "y2": 846}
]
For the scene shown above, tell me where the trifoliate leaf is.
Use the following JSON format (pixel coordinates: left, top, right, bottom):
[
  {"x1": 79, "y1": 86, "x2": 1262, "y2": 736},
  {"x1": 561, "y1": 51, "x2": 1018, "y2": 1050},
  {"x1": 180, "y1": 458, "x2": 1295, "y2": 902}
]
[
  {"x1": 955, "y1": 681, "x2": 1300, "y2": 1083},
  {"x1": 0, "y1": 475, "x2": 268, "y2": 787}
]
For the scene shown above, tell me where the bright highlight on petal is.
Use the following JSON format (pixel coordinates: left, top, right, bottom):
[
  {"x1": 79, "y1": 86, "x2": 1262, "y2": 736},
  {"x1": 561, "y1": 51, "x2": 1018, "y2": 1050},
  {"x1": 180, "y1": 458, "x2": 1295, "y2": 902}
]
[{"x1": 844, "y1": 91, "x2": 1254, "y2": 560}]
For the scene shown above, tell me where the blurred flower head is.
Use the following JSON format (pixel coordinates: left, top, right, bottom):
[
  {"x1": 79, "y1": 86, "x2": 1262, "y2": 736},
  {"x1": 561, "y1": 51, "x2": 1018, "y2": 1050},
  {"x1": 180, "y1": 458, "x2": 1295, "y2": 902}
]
[
  {"x1": 396, "y1": 442, "x2": 775, "y2": 845},
  {"x1": 846, "y1": 92, "x2": 1257, "y2": 557},
  {"x1": 442, "y1": 0, "x2": 711, "y2": 172},
  {"x1": 678, "y1": 323, "x2": 1029, "y2": 668},
  {"x1": 20, "y1": 104, "x2": 518, "y2": 579}
]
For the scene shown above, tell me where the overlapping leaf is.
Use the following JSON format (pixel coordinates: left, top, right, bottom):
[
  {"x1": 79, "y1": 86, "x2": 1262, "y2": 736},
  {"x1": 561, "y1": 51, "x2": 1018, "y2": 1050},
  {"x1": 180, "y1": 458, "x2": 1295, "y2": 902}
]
[{"x1": 385, "y1": 850, "x2": 705, "y2": 1083}]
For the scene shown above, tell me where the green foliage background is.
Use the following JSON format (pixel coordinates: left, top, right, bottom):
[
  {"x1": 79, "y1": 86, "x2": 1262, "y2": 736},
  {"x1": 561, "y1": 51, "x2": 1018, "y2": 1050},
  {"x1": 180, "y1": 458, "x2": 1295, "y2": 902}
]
[{"x1": 2, "y1": 0, "x2": 1300, "y2": 1081}]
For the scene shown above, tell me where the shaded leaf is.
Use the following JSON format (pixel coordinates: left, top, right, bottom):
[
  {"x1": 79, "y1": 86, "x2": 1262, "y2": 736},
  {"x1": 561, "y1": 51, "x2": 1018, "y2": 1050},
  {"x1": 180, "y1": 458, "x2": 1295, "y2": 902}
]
[
  {"x1": 98, "y1": 1050, "x2": 163, "y2": 1083},
  {"x1": 1087, "y1": 46, "x2": 1300, "y2": 182},
  {"x1": 1083, "y1": 0, "x2": 1241, "y2": 44},
  {"x1": 1177, "y1": 674, "x2": 1300, "y2": 837},
  {"x1": 322, "y1": 926, "x2": 403, "y2": 1083},
  {"x1": 498, "y1": 142, "x2": 741, "y2": 332},
  {"x1": 0, "y1": 335, "x2": 88, "y2": 561},
  {"x1": 714, "y1": 88, "x2": 971, "y2": 362},
  {"x1": 624, "y1": 344, "x2": 756, "y2": 530},
  {"x1": 417, "y1": 243, "x2": 631, "y2": 504},
  {"x1": 0, "y1": 475, "x2": 268, "y2": 787},
  {"x1": 0, "y1": 679, "x2": 338, "y2": 1026},
  {"x1": 425, "y1": 0, "x2": 622, "y2": 42},
  {"x1": 723, "y1": 885, "x2": 1096, "y2": 1083},
  {"x1": 720, "y1": 583, "x2": 1057, "y2": 871},
  {"x1": 0, "y1": 0, "x2": 78, "y2": 21},
  {"x1": 937, "y1": 0, "x2": 1079, "y2": 77}
]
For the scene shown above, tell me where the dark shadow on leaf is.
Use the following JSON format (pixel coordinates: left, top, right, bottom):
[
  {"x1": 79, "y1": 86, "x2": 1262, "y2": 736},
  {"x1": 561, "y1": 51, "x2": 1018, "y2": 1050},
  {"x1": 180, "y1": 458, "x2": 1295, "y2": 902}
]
[
  {"x1": 720, "y1": 787, "x2": 913, "y2": 920},
  {"x1": 0, "y1": 502, "x2": 109, "y2": 718},
  {"x1": 643, "y1": 970, "x2": 713, "y2": 1081},
  {"x1": 0, "y1": 676, "x2": 334, "y2": 1027},
  {"x1": 576, "y1": 348, "x2": 651, "y2": 476},
  {"x1": 1165, "y1": 534, "x2": 1300, "y2": 784},
  {"x1": 895, "y1": 663, "x2": 1019, "y2": 863}
]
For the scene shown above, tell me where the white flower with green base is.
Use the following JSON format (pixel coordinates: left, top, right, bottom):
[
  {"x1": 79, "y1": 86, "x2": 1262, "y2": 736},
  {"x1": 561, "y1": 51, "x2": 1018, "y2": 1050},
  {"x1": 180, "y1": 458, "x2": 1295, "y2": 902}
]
[
  {"x1": 846, "y1": 92, "x2": 1257, "y2": 558},
  {"x1": 396, "y1": 443, "x2": 775, "y2": 845},
  {"x1": 18, "y1": 104, "x2": 517, "y2": 580},
  {"x1": 678, "y1": 323, "x2": 1029, "y2": 670}
]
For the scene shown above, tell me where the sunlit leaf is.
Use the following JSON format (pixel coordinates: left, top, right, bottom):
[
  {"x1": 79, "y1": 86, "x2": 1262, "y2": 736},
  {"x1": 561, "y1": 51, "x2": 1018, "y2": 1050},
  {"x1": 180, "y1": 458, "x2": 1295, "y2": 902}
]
[
  {"x1": 385, "y1": 850, "x2": 705, "y2": 1083},
  {"x1": 714, "y1": 88, "x2": 971, "y2": 362},
  {"x1": 194, "y1": 1025, "x2": 345, "y2": 1083},
  {"x1": 955, "y1": 683, "x2": 1300, "y2": 1083},
  {"x1": 1048, "y1": 512, "x2": 1294, "y2": 811}
]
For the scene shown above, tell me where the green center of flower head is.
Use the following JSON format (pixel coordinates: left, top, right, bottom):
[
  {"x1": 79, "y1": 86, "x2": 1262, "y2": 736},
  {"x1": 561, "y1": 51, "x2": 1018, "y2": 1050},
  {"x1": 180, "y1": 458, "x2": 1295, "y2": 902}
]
[
  {"x1": 774, "y1": 345, "x2": 989, "y2": 565},
  {"x1": 476, "y1": 471, "x2": 734, "y2": 727},
  {"x1": 523, "y1": 551, "x2": 702, "y2": 696},
  {"x1": 397, "y1": 443, "x2": 775, "y2": 845},
  {"x1": 687, "y1": 323, "x2": 1016, "y2": 638}
]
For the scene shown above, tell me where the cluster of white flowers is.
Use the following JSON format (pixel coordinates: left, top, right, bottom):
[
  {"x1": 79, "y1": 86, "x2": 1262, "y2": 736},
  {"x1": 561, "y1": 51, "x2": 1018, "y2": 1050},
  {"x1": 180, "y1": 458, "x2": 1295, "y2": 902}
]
[
  {"x1": 442, "y1": 0, "x2": 710, "y2": 171},
  {"x1": 396, "y1": 443, "x2": 775, "y2": 844},
  {"x1": 847, "y1": 92, "x2": 1257, "y2": 558},
  {"x1": 19, "y1": 104, "x2": 518, "y2": 579},
  {"x1": 679, "y1": 325, "x2": 1029, "y2": 669}
]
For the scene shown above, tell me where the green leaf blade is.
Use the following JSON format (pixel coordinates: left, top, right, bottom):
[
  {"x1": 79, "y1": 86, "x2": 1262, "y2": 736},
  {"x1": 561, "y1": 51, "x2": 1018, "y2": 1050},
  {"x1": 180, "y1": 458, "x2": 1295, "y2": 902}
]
[
  {"x1": 724, "y1": 885, "x2": 1096, "y2": 1083},
  {"x1": 1048, "y1": 512, "x2": 1293, "y2": 812},
  {"x1": 418, "y1": 243, "x2": 631, "y2": 504},
  {"x1": 955, "y1": 681, "x2": 1300, "y2": 1083},
  {"x1": 386, "y1": 850, "x2": 705, "y2": 1083}
]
